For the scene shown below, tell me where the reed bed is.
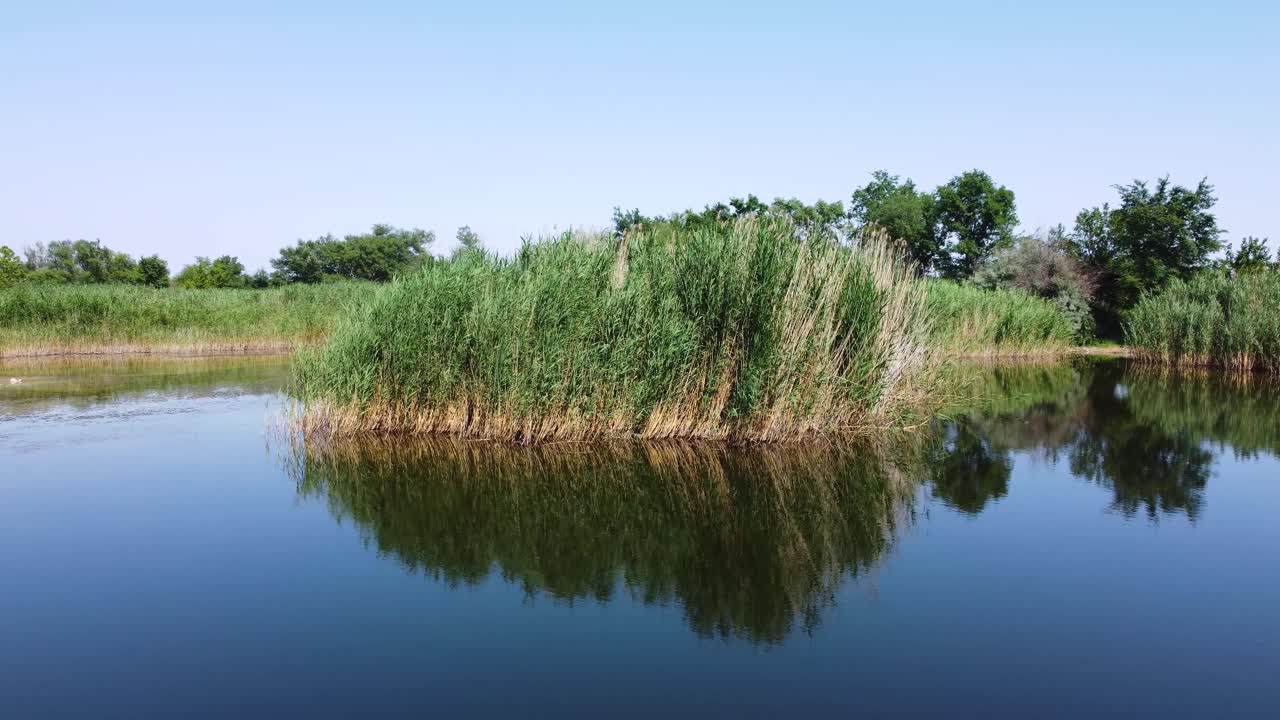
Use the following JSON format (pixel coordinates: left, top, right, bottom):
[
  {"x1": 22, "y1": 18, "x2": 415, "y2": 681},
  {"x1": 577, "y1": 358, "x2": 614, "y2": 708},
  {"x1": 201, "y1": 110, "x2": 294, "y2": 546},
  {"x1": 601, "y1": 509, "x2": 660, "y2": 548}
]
[
  {"x1": 1127, "y1": 271, "x2": 1280, "y2": 373},
  {"x1": 926, "y1": 281, "x2": 1076, "y2": 356},
  {"x1": 293, "y1": 217, "x2": 937, "y2": 443},
  {"x1": 0, "y1": 282, "x2": 374, "y2": 357}
]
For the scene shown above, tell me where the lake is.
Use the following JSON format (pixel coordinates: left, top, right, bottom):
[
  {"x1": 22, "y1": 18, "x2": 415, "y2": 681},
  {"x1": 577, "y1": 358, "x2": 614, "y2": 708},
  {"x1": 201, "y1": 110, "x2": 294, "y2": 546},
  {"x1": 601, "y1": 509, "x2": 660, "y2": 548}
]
[{"x1": 2, "y1": 356, "x2": 1278, "y2": 718}]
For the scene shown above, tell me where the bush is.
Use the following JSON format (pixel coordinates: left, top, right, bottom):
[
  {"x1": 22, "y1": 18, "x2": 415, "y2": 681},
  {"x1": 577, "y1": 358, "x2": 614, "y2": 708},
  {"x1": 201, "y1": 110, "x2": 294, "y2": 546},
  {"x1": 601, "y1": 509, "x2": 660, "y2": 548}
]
[{"x1": 972, "y1": 232, "x2": 1097, "y2": 340}]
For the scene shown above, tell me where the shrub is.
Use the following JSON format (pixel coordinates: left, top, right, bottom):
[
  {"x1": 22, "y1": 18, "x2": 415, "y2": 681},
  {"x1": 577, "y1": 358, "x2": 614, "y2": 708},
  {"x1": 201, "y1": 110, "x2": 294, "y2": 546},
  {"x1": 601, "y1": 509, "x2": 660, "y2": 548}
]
[{"x1": 972, "y1": 232, "x2": 1097, "y2": 340}]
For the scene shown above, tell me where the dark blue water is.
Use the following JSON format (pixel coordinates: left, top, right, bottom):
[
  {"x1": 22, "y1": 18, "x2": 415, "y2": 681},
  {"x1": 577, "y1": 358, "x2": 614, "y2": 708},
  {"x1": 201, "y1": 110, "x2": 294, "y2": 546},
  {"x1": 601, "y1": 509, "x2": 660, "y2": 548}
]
[{"x1": 1, "y1": 357, "x2": 1277, "y2": 718}]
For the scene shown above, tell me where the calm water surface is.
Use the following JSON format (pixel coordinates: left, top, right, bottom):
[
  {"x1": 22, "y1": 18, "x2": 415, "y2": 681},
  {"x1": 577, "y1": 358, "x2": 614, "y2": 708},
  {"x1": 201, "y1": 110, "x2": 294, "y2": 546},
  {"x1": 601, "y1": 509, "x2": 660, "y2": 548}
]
[{"x1": 1, "y1": 357, "x2": 1278, "y2": 718}]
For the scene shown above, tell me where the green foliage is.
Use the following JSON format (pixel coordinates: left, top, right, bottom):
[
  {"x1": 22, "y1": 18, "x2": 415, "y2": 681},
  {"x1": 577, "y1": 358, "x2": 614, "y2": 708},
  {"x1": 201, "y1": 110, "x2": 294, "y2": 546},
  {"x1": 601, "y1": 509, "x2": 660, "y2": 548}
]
[
  {"x1": 613, "y1": 195, "x2": 845, "y2": 238},
  {"x1": 848, "y1": 171, "x2": 938, "y2": 273},
  {"x1": 174, "y1": 255, "x2": 248, "y2": 289},
  {"x1": 21, "y1": 239, "x2": 145, "y2": 285},
  {"x1": 455, "y1": 225, "x2": 481, "y2": 250},
  {"x1": 137, "y1": 255, "x2": 170, "y2": 289},
  {"x1": 1069, "y1": 177, "x2": 1222, "y2": 335},
  {"x1": 0, "y1": 245, "x2": 28, "y2": 288},
  {"x1": 271, "y1": 224, "x2": 433, "y2": 283},
  {"x1": 0, "y1": 282, "x2": 374, "y2": 352},
  {"x1": 933, "y1": 170, "x2": 1018, "y2": 280},
  {"x1": 971, "y1": 232, "x2": 1098, "y2": 340},
  {"x1": 847, "y1": 169, "x2": 1016, "y2": 278},
  {"x1": 1230, "y1": 236, "x2": 1272, "y2": 274},
  {"x1": 1126, "y1": 270, "x2": 1280, "y2": 373},
  {"x1": 247, "y1": 268, "x2": 285, "y2": 289},
  {"x1": 294, "y1": 217, "x2": 933, "y2": 442},
  {"x1": 927, "y1": 281, "x2": 1076, "y2": 354}
]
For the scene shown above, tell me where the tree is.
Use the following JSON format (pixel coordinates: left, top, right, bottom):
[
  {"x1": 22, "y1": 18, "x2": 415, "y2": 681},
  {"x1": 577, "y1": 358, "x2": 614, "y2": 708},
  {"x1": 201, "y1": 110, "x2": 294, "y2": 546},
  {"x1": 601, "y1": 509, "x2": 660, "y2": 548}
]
[
  {"x1": 1067, "y1": 177, "x2": 1222, "y2": 335},
  {"x1": 21, "y1": 239, "x2": 144, "y2": 285},
  {"x1": 933, "y1": 170, "x2": 1018, "y2": 279},
  {"x1": 0, "y1": 245, "x2": 27, "y2": 288},
  {"x1": 271, "y1": 224, "x2": 433, "y2": 283},
  {"x1": 1230, "y1": 236, "x2": 1271, "y2": 274},
  {"x1": 137, "y1": 255, "x2": 170, "y2": 288},
  {"x1": 455, "y1": 225, "x2": 482, "y2": 250},
  {"x1": 174, "y1": 255, "x2": 247, "y2": 289},
  {"x1": 613, "y1": 195, "x2": 845, "y2": 238},
  {"x1": 848, "y1": 171, "x2": 939, "y2": 273},
  {"x1": 247, "y1": 269, "x2": 284, "y2": 289}
]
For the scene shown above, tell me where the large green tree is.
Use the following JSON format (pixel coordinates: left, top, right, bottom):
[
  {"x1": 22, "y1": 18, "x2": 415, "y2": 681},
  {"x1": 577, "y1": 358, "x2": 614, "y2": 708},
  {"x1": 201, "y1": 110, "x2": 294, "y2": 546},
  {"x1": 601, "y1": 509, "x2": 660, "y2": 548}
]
[
  {"x1": 137, "y1": 255, "x2": 170, "y2": 288},
  {"x1": 932, "y1": 170, "x2": 1018, "y2": 279},
  {"x1": 848, "y1": 171, "x2": 938, "y2": 273},
  {"x1": 272, "y1": 224, "x2": 433, "y2": 283},
  {"x1": 1067, "y1": 177, "x2": 1222, "y2": 333}
]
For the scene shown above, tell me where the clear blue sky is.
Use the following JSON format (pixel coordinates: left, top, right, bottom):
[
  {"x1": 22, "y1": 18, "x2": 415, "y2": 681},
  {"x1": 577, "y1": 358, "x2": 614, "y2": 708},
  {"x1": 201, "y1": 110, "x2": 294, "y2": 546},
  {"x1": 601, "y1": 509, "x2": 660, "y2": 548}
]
[{"x1": 2, "y1": 1, "x2": 1276, "y2": 271}]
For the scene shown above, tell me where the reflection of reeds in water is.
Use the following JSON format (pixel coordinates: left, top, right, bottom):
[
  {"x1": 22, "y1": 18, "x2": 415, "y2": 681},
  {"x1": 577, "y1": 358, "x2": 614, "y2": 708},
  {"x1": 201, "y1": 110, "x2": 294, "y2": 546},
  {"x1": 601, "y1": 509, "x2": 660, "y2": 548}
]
[
  {"x1": 1120, "y1": 365, "x2": 1280, "y2": 458},
  {"x1": 279, "y1": 436, "x2": 927, "y2": 645},
  {"x1": 0, "y1": 355, "x2": 291, "y2": 418}
]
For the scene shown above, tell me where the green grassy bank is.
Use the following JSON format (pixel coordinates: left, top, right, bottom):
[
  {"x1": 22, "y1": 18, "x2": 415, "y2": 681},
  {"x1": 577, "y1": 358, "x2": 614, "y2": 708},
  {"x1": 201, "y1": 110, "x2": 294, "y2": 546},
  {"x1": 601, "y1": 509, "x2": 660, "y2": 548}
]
[{"x1": 0, "y1": 282, "x2": 373, "y2": 357}]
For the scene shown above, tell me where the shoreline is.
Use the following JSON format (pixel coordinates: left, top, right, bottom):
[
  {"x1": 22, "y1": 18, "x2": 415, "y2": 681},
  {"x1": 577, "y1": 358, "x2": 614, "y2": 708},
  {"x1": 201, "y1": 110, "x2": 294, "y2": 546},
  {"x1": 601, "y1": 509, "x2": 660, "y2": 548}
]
[
  {"x1": 0, "y1": 341, "x2": 304, "y2": 361},
  {"x1": 2, "y1": 342, "x2": 1137, "y2": 362}
]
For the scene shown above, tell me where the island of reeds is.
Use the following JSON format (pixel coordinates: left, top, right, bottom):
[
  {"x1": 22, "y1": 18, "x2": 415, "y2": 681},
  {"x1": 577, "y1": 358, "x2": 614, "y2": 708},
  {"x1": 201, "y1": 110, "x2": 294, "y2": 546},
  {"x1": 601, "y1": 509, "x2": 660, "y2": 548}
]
[{"x1": 292, "y1": 218, "x2": 938, "y2": 443}]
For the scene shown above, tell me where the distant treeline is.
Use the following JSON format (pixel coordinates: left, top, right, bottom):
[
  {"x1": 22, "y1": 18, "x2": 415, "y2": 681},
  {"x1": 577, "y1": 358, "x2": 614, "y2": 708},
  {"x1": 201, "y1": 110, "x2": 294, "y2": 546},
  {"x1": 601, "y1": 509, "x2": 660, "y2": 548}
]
[
  {"x1": 2, "y1": 171, "x2": 1274, "y2": 339},
  {"x1": 0, "y1": 224, "x2": 435, "y2": 291}
]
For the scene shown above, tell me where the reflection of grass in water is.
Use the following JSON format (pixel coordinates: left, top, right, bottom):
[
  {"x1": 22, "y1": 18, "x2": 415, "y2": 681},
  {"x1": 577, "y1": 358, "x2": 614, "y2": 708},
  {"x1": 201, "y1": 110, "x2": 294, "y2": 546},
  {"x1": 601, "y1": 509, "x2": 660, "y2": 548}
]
[
  {"x1": 283, "y1": 437, "x2": 925, "y2": 645},
  {"x1": 1122, "y1": 366, "x2": 1280, "y2": 459},
  {"x1": 0, "y1": 355, "x2": 290, "y2": 417}
]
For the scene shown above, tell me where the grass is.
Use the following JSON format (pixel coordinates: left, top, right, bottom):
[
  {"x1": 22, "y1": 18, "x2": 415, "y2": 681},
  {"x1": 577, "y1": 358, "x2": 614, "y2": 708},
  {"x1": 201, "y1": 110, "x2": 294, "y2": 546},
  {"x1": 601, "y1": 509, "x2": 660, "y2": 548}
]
[
  {"x1": 293, "y1": 217, "x2": 938, "y2": 443},
  {"x1": 1126, "y1": 271, "x2": 1280, "y2": 373},
  {"x1": 0, "y1": 282, "x2": 375, "y2": 357},
  {"x1": 926, "y1": 281, "x2": 1076, "y2": 356}
]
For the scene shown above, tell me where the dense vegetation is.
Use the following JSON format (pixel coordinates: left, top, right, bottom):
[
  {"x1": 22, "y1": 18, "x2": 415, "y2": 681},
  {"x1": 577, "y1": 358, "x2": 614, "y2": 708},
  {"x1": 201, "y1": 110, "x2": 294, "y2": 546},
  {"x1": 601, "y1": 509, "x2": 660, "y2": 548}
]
[
  {"x1": 927, "y1": 282, "x2": 1075, "y2": 355},
  {"x1": 0, "y1": 283, "x2": 372, "y2": 356},
  {"x1": 293, "y1": 217, "x2": 936, "y2": 442},
  {"x1": 5, "y1": 168, "x2": 1273, "y2": 369},
  {"x1": 1127, "y1": 270, "x2": 1280, "y2": 373}
]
